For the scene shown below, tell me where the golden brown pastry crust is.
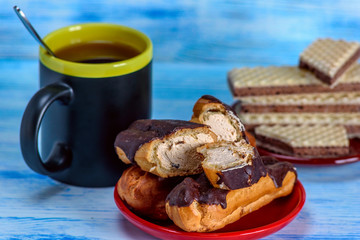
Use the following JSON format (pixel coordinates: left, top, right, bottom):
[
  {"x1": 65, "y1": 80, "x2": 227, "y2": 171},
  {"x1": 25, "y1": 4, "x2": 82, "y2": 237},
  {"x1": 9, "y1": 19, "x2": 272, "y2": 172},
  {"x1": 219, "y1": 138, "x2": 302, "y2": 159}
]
[
  {"x1": 191, "y1": 96, "x2": 222, "y2": 123},
  {"x1": 245, "y1": 131, "x2": 256, "y2": 147},
  {"x1": 191, "y1": 95, "x2": 246, "y2": 142},
  {"x1": 117, "y1": 165, "x2": 181, "y2": 220},
  {"x1": 115, "y1": 147, "x2": 132, "y2": 164},
  {"x1": 165, "y1": 171, "x2": 296, "y2": 232}
]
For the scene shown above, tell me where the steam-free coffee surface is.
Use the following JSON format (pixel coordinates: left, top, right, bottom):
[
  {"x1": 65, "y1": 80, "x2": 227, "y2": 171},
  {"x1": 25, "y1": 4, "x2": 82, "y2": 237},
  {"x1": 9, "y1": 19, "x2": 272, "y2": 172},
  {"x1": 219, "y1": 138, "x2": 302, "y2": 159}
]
[{"x1": 55, "y1": 41, "x2": 141, "y2": 63}]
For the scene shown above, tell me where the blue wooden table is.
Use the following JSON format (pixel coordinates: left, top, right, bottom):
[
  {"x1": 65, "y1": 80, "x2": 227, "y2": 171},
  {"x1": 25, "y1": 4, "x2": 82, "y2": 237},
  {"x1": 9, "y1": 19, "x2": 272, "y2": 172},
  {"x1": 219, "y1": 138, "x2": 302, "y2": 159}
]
[{"x1": 1, "y1": 0, "x2": 360, "y2": 239}]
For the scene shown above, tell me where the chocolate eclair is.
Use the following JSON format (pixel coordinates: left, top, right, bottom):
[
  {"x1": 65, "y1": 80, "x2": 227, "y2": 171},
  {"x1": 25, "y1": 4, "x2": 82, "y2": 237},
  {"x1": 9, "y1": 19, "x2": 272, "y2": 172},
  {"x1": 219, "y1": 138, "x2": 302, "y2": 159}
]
[
  {"x1": 114, "y1": 119, "x2": 217, "y2": 178},
  {"x1": 165, "y1": 156, "x2": 297, "y2": 232}
]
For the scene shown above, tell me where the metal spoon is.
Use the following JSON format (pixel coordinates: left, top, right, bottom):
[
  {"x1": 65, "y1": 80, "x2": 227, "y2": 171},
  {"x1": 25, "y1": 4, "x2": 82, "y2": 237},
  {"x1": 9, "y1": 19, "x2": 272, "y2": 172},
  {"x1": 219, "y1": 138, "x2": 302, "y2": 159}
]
[{"x1": 13, "y1": 5, "x2": 57, "y2": 57}]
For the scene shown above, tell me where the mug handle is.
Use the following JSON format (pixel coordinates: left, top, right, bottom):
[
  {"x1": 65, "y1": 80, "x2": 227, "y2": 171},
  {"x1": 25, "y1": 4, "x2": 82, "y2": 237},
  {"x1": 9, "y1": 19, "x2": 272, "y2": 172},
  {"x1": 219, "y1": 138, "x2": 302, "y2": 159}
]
[{"x1": 20, "y1": 82, "x2": 74, "y2": 175}]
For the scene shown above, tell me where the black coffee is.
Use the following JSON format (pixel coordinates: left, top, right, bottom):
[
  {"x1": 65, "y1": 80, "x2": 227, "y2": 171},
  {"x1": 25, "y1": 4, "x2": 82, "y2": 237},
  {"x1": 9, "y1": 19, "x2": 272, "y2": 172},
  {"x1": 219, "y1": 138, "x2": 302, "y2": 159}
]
[{"x1": 55, "y1": 41, "x2": 141, "y2": 63}]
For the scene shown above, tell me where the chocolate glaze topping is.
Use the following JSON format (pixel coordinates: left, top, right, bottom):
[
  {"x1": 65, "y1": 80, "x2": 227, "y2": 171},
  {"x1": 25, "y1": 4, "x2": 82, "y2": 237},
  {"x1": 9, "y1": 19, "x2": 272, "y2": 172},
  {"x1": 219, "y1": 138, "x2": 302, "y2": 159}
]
[
  {"x1": 166, "y1": 156, "x2": 296, "y2": 209},
  {"x1": 261, "y1": 156, "x2": 297, "y2": 188},
  {"x1": 166, "y1": 173, "x2": 229, "y2": 209},
  {"x1": 216, "y1": 150, "x2": 267, "y2": 190},
  {"x1": 114, "y1": 119, "x2": 207, "y2": 163}
]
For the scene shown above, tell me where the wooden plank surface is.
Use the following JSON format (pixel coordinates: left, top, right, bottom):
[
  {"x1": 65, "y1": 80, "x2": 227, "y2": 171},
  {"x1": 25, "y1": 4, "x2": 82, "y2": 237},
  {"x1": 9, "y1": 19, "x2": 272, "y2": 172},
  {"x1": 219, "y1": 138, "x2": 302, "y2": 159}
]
[{"x1": 1, "y1": 0, "x2": 360, "y2": 239}]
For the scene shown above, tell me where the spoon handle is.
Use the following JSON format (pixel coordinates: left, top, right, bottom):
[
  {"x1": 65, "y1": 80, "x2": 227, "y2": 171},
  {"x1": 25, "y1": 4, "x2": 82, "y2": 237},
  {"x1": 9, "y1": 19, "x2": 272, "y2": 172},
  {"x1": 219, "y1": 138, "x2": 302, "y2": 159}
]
[{"x1": 13, "y1": 6, "x2": 57, "y2": 57}]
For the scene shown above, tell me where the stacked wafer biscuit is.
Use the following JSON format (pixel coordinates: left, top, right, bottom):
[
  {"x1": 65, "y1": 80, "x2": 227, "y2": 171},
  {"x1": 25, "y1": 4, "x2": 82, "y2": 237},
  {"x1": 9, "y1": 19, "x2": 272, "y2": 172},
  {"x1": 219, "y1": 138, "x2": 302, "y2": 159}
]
[{"x1": 228, "y1": 38, "x2": 360, "y2": 158}]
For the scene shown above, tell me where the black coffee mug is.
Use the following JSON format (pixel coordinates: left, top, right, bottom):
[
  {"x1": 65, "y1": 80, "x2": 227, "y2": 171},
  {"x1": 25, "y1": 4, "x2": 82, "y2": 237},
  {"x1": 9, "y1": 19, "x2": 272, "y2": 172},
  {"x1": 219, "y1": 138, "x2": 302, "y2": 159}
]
[{"x1": 20, "y1": 23, "x2": 152, "y2": 187}]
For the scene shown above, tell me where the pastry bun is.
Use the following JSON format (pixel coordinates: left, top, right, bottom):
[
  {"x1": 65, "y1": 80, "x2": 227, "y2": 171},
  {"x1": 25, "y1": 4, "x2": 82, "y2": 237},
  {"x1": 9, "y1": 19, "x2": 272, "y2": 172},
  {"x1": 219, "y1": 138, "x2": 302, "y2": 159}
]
[
  {"x1": 117, "y1": 165, "x2": 183, "y2": 220},
  {"x1": 165, "y1": 158, "x2": 297, "y2": 232}
]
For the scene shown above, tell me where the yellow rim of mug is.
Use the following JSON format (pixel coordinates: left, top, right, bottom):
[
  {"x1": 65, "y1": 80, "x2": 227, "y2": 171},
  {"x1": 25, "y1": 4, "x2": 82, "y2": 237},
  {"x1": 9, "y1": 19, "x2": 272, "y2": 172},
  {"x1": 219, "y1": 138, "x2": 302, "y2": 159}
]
[{"x1": 40, "y1": 23, "x2": 153, "y2": 78}]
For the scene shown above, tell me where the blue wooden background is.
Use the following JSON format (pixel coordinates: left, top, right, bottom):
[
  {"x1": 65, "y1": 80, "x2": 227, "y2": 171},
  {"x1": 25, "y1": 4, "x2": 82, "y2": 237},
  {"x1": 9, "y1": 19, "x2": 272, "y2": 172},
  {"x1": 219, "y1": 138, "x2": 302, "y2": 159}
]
[{"x1": 1, "y1": 0, "x2": 360, "y2": 239}]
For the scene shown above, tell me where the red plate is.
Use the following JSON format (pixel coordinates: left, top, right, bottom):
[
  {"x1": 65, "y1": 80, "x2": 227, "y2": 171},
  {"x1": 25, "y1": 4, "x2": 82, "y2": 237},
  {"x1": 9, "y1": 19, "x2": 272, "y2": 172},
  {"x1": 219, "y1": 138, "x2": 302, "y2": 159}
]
[
  {"x1": 257, "y1": 138, "x2": 360, "y2": 165},
  {"x1": 114, "y1": 181, "x2": 306, "y2": 240}
]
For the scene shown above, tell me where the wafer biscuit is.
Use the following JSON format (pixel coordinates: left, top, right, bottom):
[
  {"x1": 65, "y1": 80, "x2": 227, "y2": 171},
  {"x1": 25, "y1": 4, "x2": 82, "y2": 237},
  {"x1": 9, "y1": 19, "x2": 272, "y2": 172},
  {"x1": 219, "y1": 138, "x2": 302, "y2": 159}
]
[
  {"x1": 228, "y1": 64, "x2": 360, "y2": 97},
  {"x1": 237, "y1": 112, "x2": 360, "y2": 138},
  {"x1": 235, "y1": 92, "x2": 360, "y2": 113},
  {"x1": 299, "y1": 38, "x2": 360, "y2": 86},
  {"x1": 254, "y1": 125, "x2": 349, "y2": 157}
]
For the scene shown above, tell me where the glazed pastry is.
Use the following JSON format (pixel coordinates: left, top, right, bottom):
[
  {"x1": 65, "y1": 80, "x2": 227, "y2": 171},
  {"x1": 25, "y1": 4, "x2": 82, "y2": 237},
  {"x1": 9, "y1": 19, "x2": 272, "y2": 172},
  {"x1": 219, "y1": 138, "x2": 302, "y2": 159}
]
[
  {"x1": 114, "y1": 119, "x2": 217, "y2": 178},
  {"x1": 117, "y1": 165, "x2": 183, "y2": 220},
  {"x1": 197, "y1": 140, "x2": 266, "y2": 190},
  {"x1": 165, "y1": 157, "x2": 297, "y2": 232},
  {"x1": 191, "y1": 95, "x2": 246, "y2": 142}
]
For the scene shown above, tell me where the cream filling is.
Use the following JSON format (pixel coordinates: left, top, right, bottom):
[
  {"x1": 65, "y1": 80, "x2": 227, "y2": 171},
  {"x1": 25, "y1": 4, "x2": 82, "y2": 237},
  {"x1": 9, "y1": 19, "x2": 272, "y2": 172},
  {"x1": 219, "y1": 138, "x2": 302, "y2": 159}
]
[
  {"x1": 200, "y1": 140, "x2": 254, "y2": 170},
  {"x1": 203, "y1": 112, "x2": 240, "y2": 142},
  {"x1": 156, "y1": 133, "x2": 214, "y2": 171}
]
